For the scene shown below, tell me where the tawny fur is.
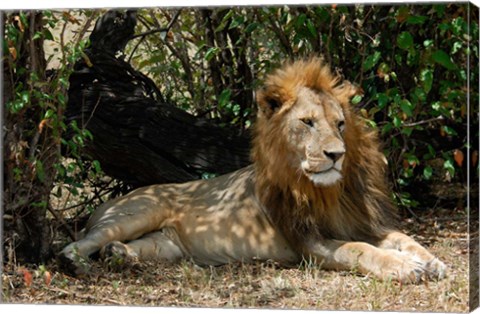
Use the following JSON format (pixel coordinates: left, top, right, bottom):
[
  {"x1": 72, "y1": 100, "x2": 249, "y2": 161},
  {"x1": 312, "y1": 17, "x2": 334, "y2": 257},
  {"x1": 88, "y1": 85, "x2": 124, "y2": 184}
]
[
  {"x1": 253, "y1": 58, "x2": 395, "y2": 249},
  {"x1": 59, "y1": 57, "x2": 446, "y2": 283}
]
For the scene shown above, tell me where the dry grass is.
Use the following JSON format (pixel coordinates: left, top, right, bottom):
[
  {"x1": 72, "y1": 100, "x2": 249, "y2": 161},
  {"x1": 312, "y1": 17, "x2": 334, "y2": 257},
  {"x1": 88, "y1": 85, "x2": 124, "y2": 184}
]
[{"x1": 2, "y1": 208, "x2": 470, "y2": 312}]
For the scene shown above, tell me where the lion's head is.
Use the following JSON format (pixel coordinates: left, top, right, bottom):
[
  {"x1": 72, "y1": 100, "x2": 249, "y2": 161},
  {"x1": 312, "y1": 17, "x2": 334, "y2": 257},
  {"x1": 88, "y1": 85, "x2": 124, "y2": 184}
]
[
  {"x1": 252, "y1": 57, "x2": 396, "y2": 245},
  {"x1": 253, "y1": 57, "x2": 357, "y2": 189}
]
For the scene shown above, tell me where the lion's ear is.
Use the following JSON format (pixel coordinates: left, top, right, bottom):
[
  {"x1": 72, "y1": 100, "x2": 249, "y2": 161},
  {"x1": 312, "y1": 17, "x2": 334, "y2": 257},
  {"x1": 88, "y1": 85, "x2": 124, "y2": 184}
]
[
  {"x1": 333, "y1": 81, "x2": 360, "y2": 105},
  {"x1": 256, "y1": 89, "x2": 283, "y2": 118}
]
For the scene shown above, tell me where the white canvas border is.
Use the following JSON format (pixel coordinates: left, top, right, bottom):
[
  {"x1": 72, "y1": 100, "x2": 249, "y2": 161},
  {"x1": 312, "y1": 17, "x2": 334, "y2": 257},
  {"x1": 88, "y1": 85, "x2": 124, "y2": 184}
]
[{"x1": 1, "y1": 1, "x2": 478, "y2": 314}]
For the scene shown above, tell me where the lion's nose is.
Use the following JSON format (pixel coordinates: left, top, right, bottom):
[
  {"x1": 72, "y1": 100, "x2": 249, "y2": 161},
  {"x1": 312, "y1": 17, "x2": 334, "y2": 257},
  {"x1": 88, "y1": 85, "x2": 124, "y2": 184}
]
[{"x1": 324, "y1": 150, "x2": 345, "y2": 163}]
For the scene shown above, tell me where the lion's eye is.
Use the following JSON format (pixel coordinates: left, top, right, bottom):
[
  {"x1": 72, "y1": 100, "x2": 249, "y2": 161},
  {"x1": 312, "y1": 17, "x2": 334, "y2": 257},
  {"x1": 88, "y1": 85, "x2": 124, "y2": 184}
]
[
  {"x1": 338, "y1": 120, "x2": 345, "y2": 132},
  {"x1": 301, "y1": 118, "x2": 314, "y2": 127}
]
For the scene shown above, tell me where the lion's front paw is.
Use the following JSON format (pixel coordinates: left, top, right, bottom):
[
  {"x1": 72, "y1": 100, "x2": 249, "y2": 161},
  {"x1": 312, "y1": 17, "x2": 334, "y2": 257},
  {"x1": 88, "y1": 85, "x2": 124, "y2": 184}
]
[
  {"x1": 392, "y1": 254, "x2": 425, "y2": 284},
  {"x1": 375, "y1": 250, "x2": 427, "y2": 284},
  {"x1": 424, "y1": 257, "x2": 447, "y2": 280},
  {"x1": 379, "y1": 251, "x2": 446, "y2": 283},
  {"x1": 100, "y1": 241, "x2": 137, "y2": 271}
]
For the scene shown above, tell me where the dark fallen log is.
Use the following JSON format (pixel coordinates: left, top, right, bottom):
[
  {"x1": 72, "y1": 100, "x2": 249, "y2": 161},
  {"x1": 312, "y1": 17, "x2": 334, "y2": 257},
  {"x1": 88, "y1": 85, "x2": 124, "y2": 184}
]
[{"x1": 66, "y1": 10, "x2": 251, "y2": 187}]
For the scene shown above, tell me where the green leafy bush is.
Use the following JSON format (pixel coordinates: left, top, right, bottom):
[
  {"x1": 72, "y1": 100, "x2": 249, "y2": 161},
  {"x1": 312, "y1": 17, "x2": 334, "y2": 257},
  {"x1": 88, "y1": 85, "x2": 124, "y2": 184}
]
[
  {"x1": 3, "y1": 10, "x2": 104, "y2": 262},
  {"x1": 131, "y1": 4, "x2": 478, "y2": 209}
]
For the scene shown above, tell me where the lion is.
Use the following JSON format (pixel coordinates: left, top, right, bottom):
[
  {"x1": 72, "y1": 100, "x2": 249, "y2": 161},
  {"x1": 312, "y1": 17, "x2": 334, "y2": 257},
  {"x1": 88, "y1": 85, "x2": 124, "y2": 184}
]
[{"x1": 59, "y1": 57, "x2": 446, "y2": 283}]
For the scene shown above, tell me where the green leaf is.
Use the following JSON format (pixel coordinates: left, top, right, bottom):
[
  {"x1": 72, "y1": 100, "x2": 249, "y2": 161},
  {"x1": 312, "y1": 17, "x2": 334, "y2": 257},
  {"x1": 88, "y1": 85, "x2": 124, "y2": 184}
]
[
  {"x1": 74, "y1": 134, "x2": 84, "y2": 147},
  {"x1": 201, "y1": 172, "x2": 217, "y2": 180},
  {"x1": 366, "y1": 120, "x2": 377, "y2": 128},
  {"x1": 82, "y1": 129, "x2": 94, "y2": 141},
  {"x1": 229, "y1": 16, "x2": 244, "y2": 29},
  {"x1": 43, "y1": 29, "x2": 54, "y2": 41},
  {"x1": 420, "y1": 69, "x2": 433, "y2": 93},
  {"x1": 413, "y1": 87, "x2": 427, "y2": 104},
  {"x1": 31, "y1": 201, "x2": 47, "y2": 208},
  {"x1": 218, "y1": 89, "x2": 231, "y2": 108},
  {"x1": 363, "y1": 51, "x2": 381, "y2": 71},
  {"x1": 432, "y1": 50, "x2": 457, "y2": 70},
  {"x1": 406, "y1": 15, "x2": 427, "y2": 25},
  {"x1": 428, "y1": 145, "x2": 436, "y2": 158},
  {"x1": 434, "y1": 5, "x2": 446, "y2": 17},
  {"x1": 431, "y1": 101, "x2": 441, "y2": 111},
  {"x1": 295, "y1": 14, "x2": 307, "y2": 28},
  {"x1": 406, "y1": 154, "x2": 419, "y2": 165},
  {"x1": 21, "y1": 91, "x2": 30, "y2": 104},
  {"x1": 423, "y1": 166, "x2": 433, "y2": 180},
  {"x1": 92, "y1": 160, "x2": 102, "y2": 173},
  {"x1": 215, "y1": 10, "x2": 232, "y2": 32},
  {"x1": 59, "y1": 77, "x2": 69, "y2": 88},
  {"x1": 451, "y1": 41, "x2": 462, "y2": 54},
  {"x1": 204, "y1": 47, "x2": 220, "y2": 61},
  {"x1": 393, "y1": 116, "x2": 402, "y2": 127},
  {"x1": 11, "y1": 101, "x2": 23, "y2": 113},
  {"x1": 381, "y1": 122, "x2": 393, "y2": 135},
  {"x1": 423, "y1": 39, "x2": 434, "y2": 48},
  {"x1": 377, "y1": 93, "x2": 389, "y2": 109},
  {"x1": 443, "y1": 158, "x2": 455, "y2": 177},
  {"x1": 442, "y1": 125, "x2": 458, "y2": 136},
  {"x1": 44, "y1": 109, "x2": 55, "y2": 119},
  {"x1": 36, "y1": 160, "x2": 45, "y2": 182},
  {"x1": 451, "y1": 17, "x2": 465, "y2": 35},
  {"x1": 57, "y1": 93, "x2": 65, "y2": 105},
  {"x1": 232, "y1": 104, "x2": 241, "y2": 116},
  {"x1": 306, "y1": 19, "x2": 317, "y2": 38},
  {"x1": 401, "y1": 127, "x2": 413, "y2": 136},
  {"x1": 400, "y1": 99, "x2": 414, "y2": 117},
  {"x1": 54, "y1": 163, "x2": 66, "y2": 177},
  {"x1": 19, "y1": 12, "x2": 28, "y2": 29},
  {"x1": 244, "y1": 22, "x2": 258, "y2": 33},
  {"x1": 33, "y1": 31, "x2": 43, "y2": 40},
  {"x1": 221, "y1": 9, "x2": 234, "y2": 23},
  {"x1": 351, "y1": 95, "x2": 362, "y2": 105},
  {"x1": 397, "y1": 31, "x2": 414, "y2": 50}
]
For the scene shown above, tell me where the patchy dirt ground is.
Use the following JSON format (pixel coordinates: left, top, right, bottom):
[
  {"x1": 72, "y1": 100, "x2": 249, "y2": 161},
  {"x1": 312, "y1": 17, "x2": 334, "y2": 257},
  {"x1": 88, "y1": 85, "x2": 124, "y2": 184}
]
[{"x1": 2, "y1": 208, "x2": 472, "y2": 312}]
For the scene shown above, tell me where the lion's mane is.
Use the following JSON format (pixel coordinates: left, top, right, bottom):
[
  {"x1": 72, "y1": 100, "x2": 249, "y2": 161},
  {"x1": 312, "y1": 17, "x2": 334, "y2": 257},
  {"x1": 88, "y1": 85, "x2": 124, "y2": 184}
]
[{"x1": 252, "y1": 57, "x2": 397, "y2": 253}]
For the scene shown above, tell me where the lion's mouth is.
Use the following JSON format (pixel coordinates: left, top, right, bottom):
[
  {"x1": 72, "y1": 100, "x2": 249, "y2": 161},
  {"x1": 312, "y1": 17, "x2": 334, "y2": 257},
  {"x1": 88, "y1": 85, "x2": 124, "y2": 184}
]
[{"x1": 304, "y1": 167, "x2": 342, "y2": 187}]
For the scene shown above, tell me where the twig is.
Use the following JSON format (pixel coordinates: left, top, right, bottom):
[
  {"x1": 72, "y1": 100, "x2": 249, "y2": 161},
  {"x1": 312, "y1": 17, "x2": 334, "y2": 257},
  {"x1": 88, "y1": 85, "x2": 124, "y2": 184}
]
[
  {"x1": 73, "y1": 12, "x2": 97, "y2": 48},
  {"x1": 48, "y1": 287, "x2": 124, "y2": 305},
  {"x1": 403, "y1": 206, "x2": 423, "y2": 223},
  {"x1": 164, "y1": 38, "x2": 196, "y2": 101},
  {"x1": 402, "y1": 116, "x2": 445, "y2": 127},
  {"x1": 58, "y1": 184, "x2": 114, "y2": 212},
  {"x1": 82, "y1": 96, "x2": 102, "y2": 129},
  {"x1": 128, "y1": 10, "x2": 181, "y2": 63},
  {"x1": 378, "y1": 116, "x2": 445, "y2": 129},
  {"x1": 264, "y1": 11, "x2": 293, "y2": 58},
  {"x1": 48, "y1": 205, "x2": 77, "y2": 241},
  {"x1": 29, "y1": 13, "x2": 38, "y2": 74},
  {"x1": 131, "y1": 27, "x2": 169, "y2": 39},
  {"x1": 60, "y1": 16, "x2": 68, "y2": 69},
  {"x1": 29, "y1": 130, "x2": 41, "y2": 160}
]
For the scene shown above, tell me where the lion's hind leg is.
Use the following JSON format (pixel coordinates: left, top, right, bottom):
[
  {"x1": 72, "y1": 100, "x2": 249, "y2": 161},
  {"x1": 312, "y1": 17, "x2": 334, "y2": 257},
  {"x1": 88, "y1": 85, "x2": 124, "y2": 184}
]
[
  {"x1": 378, "y1": 231, "x2": 447, "y2": 280},
  {"x1": 100, "y1": 230, "x2": 184, "y2": 268},
  {"x1": 59, "y1": 191, "x2": 172, "y2": 275},
  {"x1": 59, "y1": 230, "x2": 113, "y2": 276}
]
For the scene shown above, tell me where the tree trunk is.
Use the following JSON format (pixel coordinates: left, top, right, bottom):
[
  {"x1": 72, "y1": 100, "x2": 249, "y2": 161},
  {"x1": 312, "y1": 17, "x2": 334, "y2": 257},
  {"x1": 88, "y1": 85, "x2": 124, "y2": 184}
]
[{"x1": 3, "y1": 12, "x2": 57, "y2": 263}]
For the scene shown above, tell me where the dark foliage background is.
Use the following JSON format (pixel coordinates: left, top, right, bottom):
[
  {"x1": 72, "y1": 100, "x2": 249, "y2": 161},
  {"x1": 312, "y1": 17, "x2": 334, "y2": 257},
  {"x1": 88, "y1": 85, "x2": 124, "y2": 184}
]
[{"x1": 3, "y1": 4, "x2": 478, "y2": 263}]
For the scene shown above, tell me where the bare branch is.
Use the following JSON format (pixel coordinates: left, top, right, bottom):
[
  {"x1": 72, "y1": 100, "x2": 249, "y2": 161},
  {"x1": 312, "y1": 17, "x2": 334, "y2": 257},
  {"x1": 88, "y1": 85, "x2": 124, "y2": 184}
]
[
  {"x1": 402, "y1": 116, "x2": 445, "y2": 127},
  {"x1": 128, "y1": 10, "x2": 182, "y2": 63},
  {"x1": 48, "y1": 205, "x2": 77, "y2": 241}
]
